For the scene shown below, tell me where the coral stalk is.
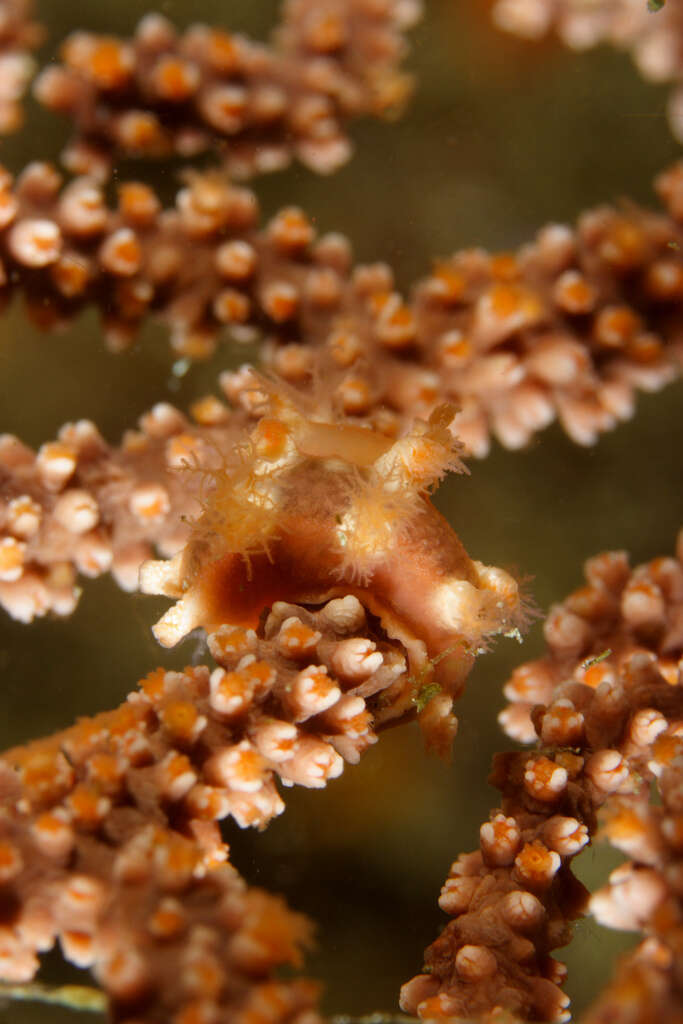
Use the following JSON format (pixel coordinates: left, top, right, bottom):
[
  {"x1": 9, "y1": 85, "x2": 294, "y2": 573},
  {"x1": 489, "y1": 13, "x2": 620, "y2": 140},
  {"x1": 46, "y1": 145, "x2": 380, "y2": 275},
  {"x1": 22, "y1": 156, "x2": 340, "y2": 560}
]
[
  {"x1": 402, "y1": 530, "x2": 683, "y2": 1022},
  {"x1": 0, "y1": 400, "x2": 243, "y2": 622},
  {"x1": 0, "y1": 749, "x2": 320, "y2": 1024},
  {"x1": 0, "y1": 590, "x2": 418, "y2": 1020},
  {"x1": 1, "y1": 160, "x2": 682, "y2": 454},
  {"x1": 33, "y1": 0, "x2": 421, "y2": 179}
]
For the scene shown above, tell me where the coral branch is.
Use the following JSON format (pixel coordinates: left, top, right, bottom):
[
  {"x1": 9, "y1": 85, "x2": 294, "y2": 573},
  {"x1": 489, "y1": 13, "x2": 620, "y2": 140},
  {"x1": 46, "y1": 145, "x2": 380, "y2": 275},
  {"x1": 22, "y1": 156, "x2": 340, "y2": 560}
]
[
  {"x1": 0, "y1": 593, "x2": 415, "y2": 1020},
  {"x1": 33, "y1": 0, "x2": 421, "y2": 179},
  {"x1": 0, "y1": 774, "x2": 320, "y2": 1023},
  {"x1": 0, "y1": 580, "x2": 514, "y2": 1019},
  {"x1": 2, "y1": 0, "x2": 682, "y2": 1019},
  {"x1": 0, "y1": 400, "x2": 244, "y2": 622},
  {"x1": 402, "y1": 530, "x2": 683, "y2": 1022},
  {"x1": 1, "y1": 160, "x2": 682, "y2": 454}
]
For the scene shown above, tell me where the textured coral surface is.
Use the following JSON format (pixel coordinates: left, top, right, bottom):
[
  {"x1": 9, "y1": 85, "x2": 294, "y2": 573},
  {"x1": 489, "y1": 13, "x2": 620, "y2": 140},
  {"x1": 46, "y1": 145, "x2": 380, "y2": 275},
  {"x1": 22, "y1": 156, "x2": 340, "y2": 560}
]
[{"x1": 1, "y1": 1, "x2": 683, "y2": 1022}]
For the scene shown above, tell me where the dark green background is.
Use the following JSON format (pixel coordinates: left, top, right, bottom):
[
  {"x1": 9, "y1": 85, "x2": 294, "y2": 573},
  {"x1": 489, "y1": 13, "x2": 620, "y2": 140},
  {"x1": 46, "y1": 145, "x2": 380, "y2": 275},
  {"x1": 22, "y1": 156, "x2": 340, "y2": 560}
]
[{"x1": 1, "y1": 1, "x2": 682, "y2": 1020}]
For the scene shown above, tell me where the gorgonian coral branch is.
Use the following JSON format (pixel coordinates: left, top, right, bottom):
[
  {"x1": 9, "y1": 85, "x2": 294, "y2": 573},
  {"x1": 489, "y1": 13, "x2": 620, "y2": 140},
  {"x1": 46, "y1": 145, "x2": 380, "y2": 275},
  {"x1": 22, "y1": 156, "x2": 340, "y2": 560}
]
[
  {"x1": 1, "y1": 160, "x2": 682, "y2": 456},
  {"x1": 402, "y1": 530, "x2": 683, "y2": 1022},
  {"x1": 0, "y1": 747, "x2": 320, "y2": 1024},
  {"x1": 0, "y1": 0, "x2": 41, "y2": 133},
  {"x1": 0, "y1": 593, "x2": 408, "y2": 837},
  {"x1": 32, "y1": 0, "x2": 421, "y2": 180},
  {"x1": 2, "y1": 1, "x2": 682, "y2": 1020},
  {"x1": 0, "y1": 400, "x2": 241, "y2": 623},
  {"x1": 0, "y1": 507, "x2": 522, "y2": 1015}
]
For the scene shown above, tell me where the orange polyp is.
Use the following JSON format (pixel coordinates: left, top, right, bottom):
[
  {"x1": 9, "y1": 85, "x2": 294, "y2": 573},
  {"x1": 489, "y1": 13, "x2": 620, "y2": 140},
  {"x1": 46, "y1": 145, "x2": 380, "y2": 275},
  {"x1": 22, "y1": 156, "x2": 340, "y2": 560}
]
[
  {"x1": 206, "y1": 30, "x2": 239, "y2": 73},
  {"x1": 160, "y1": 701, "x2": 202, "y2": 743},
  {"x1": 116, "y1": 235, "x2": 140, "y2": 264},
  {"x1": 652, "y1": 734, "x2": 683, "y2": 766},
  {"x1": 367, "y1": 289, "x2": 393, "y2": 316},
  {"x1": 386, "y1": 305, "x2": 413, "y2": 328},
  {"x1": 166, "y1": 433, "x2": 201, "y2": 468},
  {"x1": 107, "y1": 703, "x2": 144, "y2": 740},
  {"x1": 377, "y1": 302, "x2": 416, "y2": 347},
  {"x1": 66, "y1": 783, "x2": 109, "y2": 827},
  {"x1": 214, "y1": 288, "x2": 250, "y2": 324},
  {"x1": 440, "y1": 333, "x2": 471, "y2": 363},
  {"x1": 153, "y1": 57, "x2": 198, "y2": 101},
  {"x1": 0, "y1": 841, "x2": 22, "y2": 879},
  {"x1": 583, "y1": 662, "x2": 613, "y2": 689},
  {"x1": 278, "y1": 619, "x2": 319, "y2": 653},
  {"x1": 604, "y1": 806, "x2": 645, "y2": 842},
  {"x1": 51, "y1": 256, "x2": 91, "y2": 297},
  {"x1": 490, "y1": 282, "x2": 541, "y2": 322},
  {"x1": 148, "y1": 902, "x2": 186, "y2": 940},
  {"x1": 336, "y1": 376, "x2": 373, "y2": 415},
  {"x1": 555, "y1": 273, "x2": 596, "y2": 314},
  {"x1": 627, "y1": 333, "x2": 664, "y2": 364},
  {"x1": 188, "y1": 396, "x2": 228, "y2": 427},
  {"x1": 263, "y1": 283, "x2": 298, "y2": 322},
  {"x1": 120, "y1": 112, "x2": 164, "y2": 150},
  {"x1": 514, "y1": 839, "x2": 560, "y2": 887},
  {"x1": 328, "y1": 328, "x2": 362, "y2": 367},
  {"x1": 600, "y1": 218, "x2": 647, "y2": 269},
  {"x1": 432, "y1": 264, "x2": 467, "y2": 303},
  {"x1": 118, "y1": 182, "x2": 160, "y2": 225},
  {"x1": 241, "y1": 661, "x2": 277, "y2": 690},
  {"x1": 210, "y1": 626, "x2": 253, "y2": 657},
  {"x1": 305, "y1": 12, "x2": 347, "y2": 52},
  {"x1": 269, "y1": 208, "x2": 315, "y2": 251},
  {"x1": 645, "y1": 258, "x2": 683, "y2": 300},
  {"x1": 87, "y1": 753, "x2": 124, "y2": 789},
  {"x1": 0, "y1": 188, "x2": 17, "y2": 226},
  {"x1": 140, "y1": 668, "x2": 167, "y2": 702},
  {"x1": 88, "y1": 40, "x2": 132, "y2": 89}
]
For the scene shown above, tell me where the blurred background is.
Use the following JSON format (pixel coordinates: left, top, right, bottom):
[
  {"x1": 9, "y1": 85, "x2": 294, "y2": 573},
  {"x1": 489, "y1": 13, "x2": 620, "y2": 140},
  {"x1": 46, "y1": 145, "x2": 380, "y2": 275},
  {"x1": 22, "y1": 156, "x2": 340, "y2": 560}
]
[{"x1": 1, "y1": 0, "x2": 683, "y2": 1020}]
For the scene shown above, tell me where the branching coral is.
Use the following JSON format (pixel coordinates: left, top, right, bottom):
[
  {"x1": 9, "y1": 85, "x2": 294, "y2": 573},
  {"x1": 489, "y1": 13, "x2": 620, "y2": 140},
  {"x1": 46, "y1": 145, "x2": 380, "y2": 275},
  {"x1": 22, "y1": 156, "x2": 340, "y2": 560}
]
[
  {"x1": 33, "y1": 0, "x2": 420, "y2": 179},
  {"x1": 0, "y1": 1, "x2": 682, "y2": 1023},
  {"x1": 0, "y1": 593, "x2": 420, "y2": 1021},
  {"x1": 402, "y1": 530, "x2": 683, "y2": 1023},
  {"x1": 1, "y1": 158, "x2": 682, "y2": 449}
]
